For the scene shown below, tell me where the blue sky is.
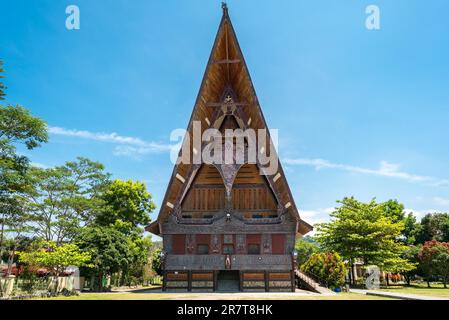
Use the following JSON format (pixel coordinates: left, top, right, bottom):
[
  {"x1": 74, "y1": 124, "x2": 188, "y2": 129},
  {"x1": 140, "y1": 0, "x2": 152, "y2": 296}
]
[{"x1": 1, "y1": 0, "x2": 449, "y2": 231}]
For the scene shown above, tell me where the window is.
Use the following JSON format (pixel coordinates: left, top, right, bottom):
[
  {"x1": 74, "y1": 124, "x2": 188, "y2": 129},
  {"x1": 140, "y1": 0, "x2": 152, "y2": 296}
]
[
  {"x1": 271, "y1": 234, "x2": 286, "y2": 254},
  {"x1": 197, "y1": 244, "x2": 209, "y2": 255},
  {"x1": 203, "y1": 215, "x2": 213, "y2": 219},
  {"x1": 172, "y1": 234, "x2": 186, "y2": 254},
  {"x1": 182, "y1": 215, "x2": 192, "y2": 219},
  {"x1": 222, "y1": 244, "x2": 234, "y2": 255},
  {"x1": 252, "y1": 214, "x2": 263, "y2": 219},
  {"x1": 248, "y1": 244, "x2": 260, "y2": 255}
]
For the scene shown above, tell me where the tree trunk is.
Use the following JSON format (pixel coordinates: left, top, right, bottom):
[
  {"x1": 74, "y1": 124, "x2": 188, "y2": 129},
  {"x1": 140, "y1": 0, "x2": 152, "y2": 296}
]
[
  {"x1": 405, "y1": 275, "x2": 411, "y2": 286},
  {"x1": 350, "y1": 261, "x2": 355, "y2": 286},
  {"x1": 427, "y1": 280, "x2": 431, "y2": 288},
  {"x1": 0, "y1": 218, "x2": 5, "y2": 260},
  {"x1": 98, "y1": 272, "x2": 103, "y2": 291},
  {"x1": 6, "y1": 246, "x2": 16, "y2": 277},
  {"x1": 386, "y1": 274, "x2": 390, "y2": 287}
]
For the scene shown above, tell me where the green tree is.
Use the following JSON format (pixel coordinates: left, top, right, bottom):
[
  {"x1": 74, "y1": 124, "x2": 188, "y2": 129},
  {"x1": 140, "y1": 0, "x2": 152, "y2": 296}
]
[
  {"x1": 76, "y1": 226, "x2": 133, "y2": 290},
  {"x1": 403, "y1": 213, "x2": 419, "y2": 245},
  {"x1": 0, "y1": 62, "x2": 48, "y2": 295},
  {"x1": 301, "y1": 252, "x2": 347, "y2": 289},
  {"x1": 95, "y1": 180, "x2": 155, "y2": 232},
  {"x1": 151, "y1": 248, "x2": 162, "y2": 276},
  {"x1": 17, "y1": 240, "x2": 91, "y2": 293},
  {"x1": 415, "y1": 213, "x2": 449, "y2": 244},
  {"x1": 418, "y1": 240, "x2": 449, "y2": 288},
  {"x1": 295, "y1": 237, "x2": 320, "y2": 267},
  {"x1": 121, "y1": 234, "x2": 153, "y2": 286},
  {"x1": 315, "y1": 197, "x2": 409, "y2": 284},
  {"x1": 24, "y1": 158, "x2": 110, "y2": 245},
  {"x1": 380, "y1": 199, "x2": 405, "y2": 223},
  {"x1": 399, "y1": 245, "x2": 421, "y2": 286}
]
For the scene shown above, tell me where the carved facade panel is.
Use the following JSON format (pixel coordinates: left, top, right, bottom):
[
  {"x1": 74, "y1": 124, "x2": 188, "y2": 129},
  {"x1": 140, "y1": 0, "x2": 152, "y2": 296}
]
[
  {"x1": 163, "y1": 234, "x2": 172, "y2": 253},
  {"x1": 223, "y1": 234, "x2": 234, "y2": 244},
  {"x1": 262, "y1": 233, "x2": 272, "y2": 254},
  {"x1": 162, "y1": 214, "x2": 296, "y2": 234},
  {"x1": 186, "y1": 234, "x2": 196, "y2": 254},
  {"x1": 211, "y1": 234, "x2": 221, "y2": 254},
  {"x1": 165, "y1": 254, "x2": 292, "y2": 271},
  {"x1": 236, "y1": 234, "x2": 246, "y2": 254}
]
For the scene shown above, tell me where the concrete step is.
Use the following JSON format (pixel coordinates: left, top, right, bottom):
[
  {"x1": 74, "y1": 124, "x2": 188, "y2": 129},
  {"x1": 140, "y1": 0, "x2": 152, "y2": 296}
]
[{"x1": 295, "y1": 270, "x2": 335, "y2": 295}]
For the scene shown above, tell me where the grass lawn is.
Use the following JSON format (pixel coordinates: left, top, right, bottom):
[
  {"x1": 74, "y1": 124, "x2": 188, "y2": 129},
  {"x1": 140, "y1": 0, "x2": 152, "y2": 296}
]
[
  {"x1": 36, "y1": 291, "x2": 394, "y2": 300},
  {"x1": 380, "y1": 282, "x2": 449, "y2": 298}
]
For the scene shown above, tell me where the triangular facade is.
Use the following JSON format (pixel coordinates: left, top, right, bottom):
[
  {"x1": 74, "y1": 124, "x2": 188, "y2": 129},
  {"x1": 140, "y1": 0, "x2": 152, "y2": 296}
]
[{"x1": 146, "y1": 4, "x2": 312, "y2": 292}]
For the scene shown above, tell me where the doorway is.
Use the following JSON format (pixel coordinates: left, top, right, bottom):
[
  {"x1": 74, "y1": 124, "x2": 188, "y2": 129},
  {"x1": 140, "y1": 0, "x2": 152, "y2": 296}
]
[{"x1": 217, "y1": 271, "x2": 240, "y2": 292}]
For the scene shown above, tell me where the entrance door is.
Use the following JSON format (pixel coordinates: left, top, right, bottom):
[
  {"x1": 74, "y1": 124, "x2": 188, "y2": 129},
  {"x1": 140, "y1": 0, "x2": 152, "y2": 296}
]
[{"x1": 217, "y1": 271, "x2": 240, "y2": 292}]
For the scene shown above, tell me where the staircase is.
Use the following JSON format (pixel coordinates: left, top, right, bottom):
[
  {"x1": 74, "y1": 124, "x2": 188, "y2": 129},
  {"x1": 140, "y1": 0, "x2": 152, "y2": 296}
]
[{"x1": 295, "y1": 270, "x2": 335, "y2": 295}]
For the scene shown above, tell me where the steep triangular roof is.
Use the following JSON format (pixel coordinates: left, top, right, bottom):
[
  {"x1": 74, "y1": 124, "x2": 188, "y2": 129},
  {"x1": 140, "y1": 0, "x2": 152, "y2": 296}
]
[{"x1": 147, "y1": 5, "x2": 312, "y2": 236}]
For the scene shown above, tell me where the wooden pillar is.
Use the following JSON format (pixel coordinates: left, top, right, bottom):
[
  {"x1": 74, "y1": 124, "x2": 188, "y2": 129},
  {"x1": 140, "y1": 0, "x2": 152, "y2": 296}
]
[
  {"x1": 188, "y1": 270, "x2": 192, "y2": 292},
  {"x1": 264, "y1": 271, "x2": 269, "y2": 292},
  {"x1": 214, "y1": 271, "x2": 218, "y2": 292},
  {"x1": 162, "y1": 270, "x2": 167, "y2": 292},
  {"x1": 291, "y1": 270, "x2": 296, "y2": 292}
]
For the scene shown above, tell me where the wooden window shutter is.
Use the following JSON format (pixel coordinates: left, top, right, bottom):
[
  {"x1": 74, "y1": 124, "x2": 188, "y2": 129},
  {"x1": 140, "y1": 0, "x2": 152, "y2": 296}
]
[
  {"x1": 172, "y1": 234, "x2": 186, "y2": 254},
  {"x1": 271, "y1": 234, "x2": 286, "y2": 254}
]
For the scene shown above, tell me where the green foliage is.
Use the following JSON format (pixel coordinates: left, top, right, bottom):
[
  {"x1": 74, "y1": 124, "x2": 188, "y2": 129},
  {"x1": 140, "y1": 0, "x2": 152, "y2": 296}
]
[
  {"x1": 151, "y1": 248, "x2": 162, "y2": 276},
  {"x1": 124, "y1": 234, "x2": 153, "y2": 283},
  {"x1": 76, "y1": 226, "x2": 133, "y2": 275},
  {"x1": 0, "y1": 105, "x2": 48, "y2": 150},
  {"x1": 76, "y1": 225, "x2": 153, "y2": 288},
  {"x1": 315, "y1": 197, "x2": 408, "y2": 269},
  {"x1": 418, "y1": 240, "x2": 449, "y2": 287},
  {"x1": 415, "y1": 213, "x2": 449, "y2": 244},
  {"x1": 0, "y1": 66, "x2": 48, "y2": 282},
  {"x1": 400, "y1": 245, "x2": 422, "y2": 285},
  {"x1": 295, "y1": 237, "x2": 320, "y2": 267},
  {"x1": 301, "y1": 252, "x2": 347, "y2": 288},
  {"x1": 380, "y1": 199, "x2": 405, "y2": 223},
  {"x1": 17, "y1": 241, "x2": 92, "y2": 276},
  {"x1": 95, "y1": 180, "x2": 155, "y2": 231},
  {"x1": 403, "y1": 213, "x2": 419, "y2": 245},
  {"x1": 24, "y1": 158, "x2": 110, "y2": 244}
]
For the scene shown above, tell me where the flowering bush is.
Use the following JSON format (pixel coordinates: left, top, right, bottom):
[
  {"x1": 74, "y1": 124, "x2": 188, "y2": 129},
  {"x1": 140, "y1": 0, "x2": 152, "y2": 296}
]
[{"x1": 418, "y1": 240, "x2": 449, "y2": 287}]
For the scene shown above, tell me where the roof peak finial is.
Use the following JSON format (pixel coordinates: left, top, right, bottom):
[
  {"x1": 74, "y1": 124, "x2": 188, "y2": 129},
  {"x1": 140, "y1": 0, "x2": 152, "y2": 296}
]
[{"x1": 222, "y1": 2, "x2": 228, "y2": 14}]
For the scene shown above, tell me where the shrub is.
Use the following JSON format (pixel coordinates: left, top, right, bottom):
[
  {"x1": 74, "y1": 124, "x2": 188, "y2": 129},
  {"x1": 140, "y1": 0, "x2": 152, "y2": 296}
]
[{"x1": 301, "y1": 252, "x2": 347, "y2": 289}]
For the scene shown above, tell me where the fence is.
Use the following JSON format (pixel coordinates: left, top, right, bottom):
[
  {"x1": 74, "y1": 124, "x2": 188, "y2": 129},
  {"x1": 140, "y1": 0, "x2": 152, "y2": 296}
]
[{"x1": 1, "y1": 275, "x2": 77, "y2": 299}]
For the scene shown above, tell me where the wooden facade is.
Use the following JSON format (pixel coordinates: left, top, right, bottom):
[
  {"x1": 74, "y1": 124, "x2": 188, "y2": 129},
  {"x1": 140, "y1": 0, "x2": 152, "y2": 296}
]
[{"x1": 146, "y1": 4, "x2": 313, "y2": 292}]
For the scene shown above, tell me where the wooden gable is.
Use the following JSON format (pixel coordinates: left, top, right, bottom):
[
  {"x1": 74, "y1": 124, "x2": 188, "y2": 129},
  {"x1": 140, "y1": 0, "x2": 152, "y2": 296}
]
[{"x1": 146, "y1": 6, "x2": 312, "y2": 236}]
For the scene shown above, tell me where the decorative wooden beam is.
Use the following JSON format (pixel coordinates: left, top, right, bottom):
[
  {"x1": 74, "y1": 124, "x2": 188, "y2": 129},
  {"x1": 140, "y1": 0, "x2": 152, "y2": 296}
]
[
  {"x1": 206, "y1": 102, "x2": 248, "y2": 108},
  {"x1": 212, "y1": 59, "x2": 241, "y2": 65},
  {"x1": 166, "y1": 202, "x2": 175, "y2": 209},
  {"x1": 273, "y1": 173, "x2": 281, "y2": 183},
  {"x1": 176, "y1": 174, "x2": 186, "y2": 184}
]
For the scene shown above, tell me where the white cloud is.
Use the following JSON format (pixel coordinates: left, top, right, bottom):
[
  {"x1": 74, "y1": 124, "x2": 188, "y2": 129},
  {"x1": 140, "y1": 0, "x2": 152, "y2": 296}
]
[
  {"x1": 31, "y1": 162, "x2": 49, "y2": 169},
  {"x1": 433, "y1": 197, "x2": 449, "y2": 207},
  {"x1": 49, "y1": 126, "x2": 174, "y2": 157},
  {"x1": 404, "y1": 208, "x2": 438, "y2": 220},
  {"x1": 299, "y1": 207, "x2": 335, "y2": 234},
  {"x1": 284, "y1": 158, "x2": 449, "y2": 187}
]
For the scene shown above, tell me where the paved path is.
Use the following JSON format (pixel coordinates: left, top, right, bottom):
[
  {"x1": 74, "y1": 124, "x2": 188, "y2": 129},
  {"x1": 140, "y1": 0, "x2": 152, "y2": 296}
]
[{"x1": 350, "y1": 288, "x2": 449, "y2": 300}]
